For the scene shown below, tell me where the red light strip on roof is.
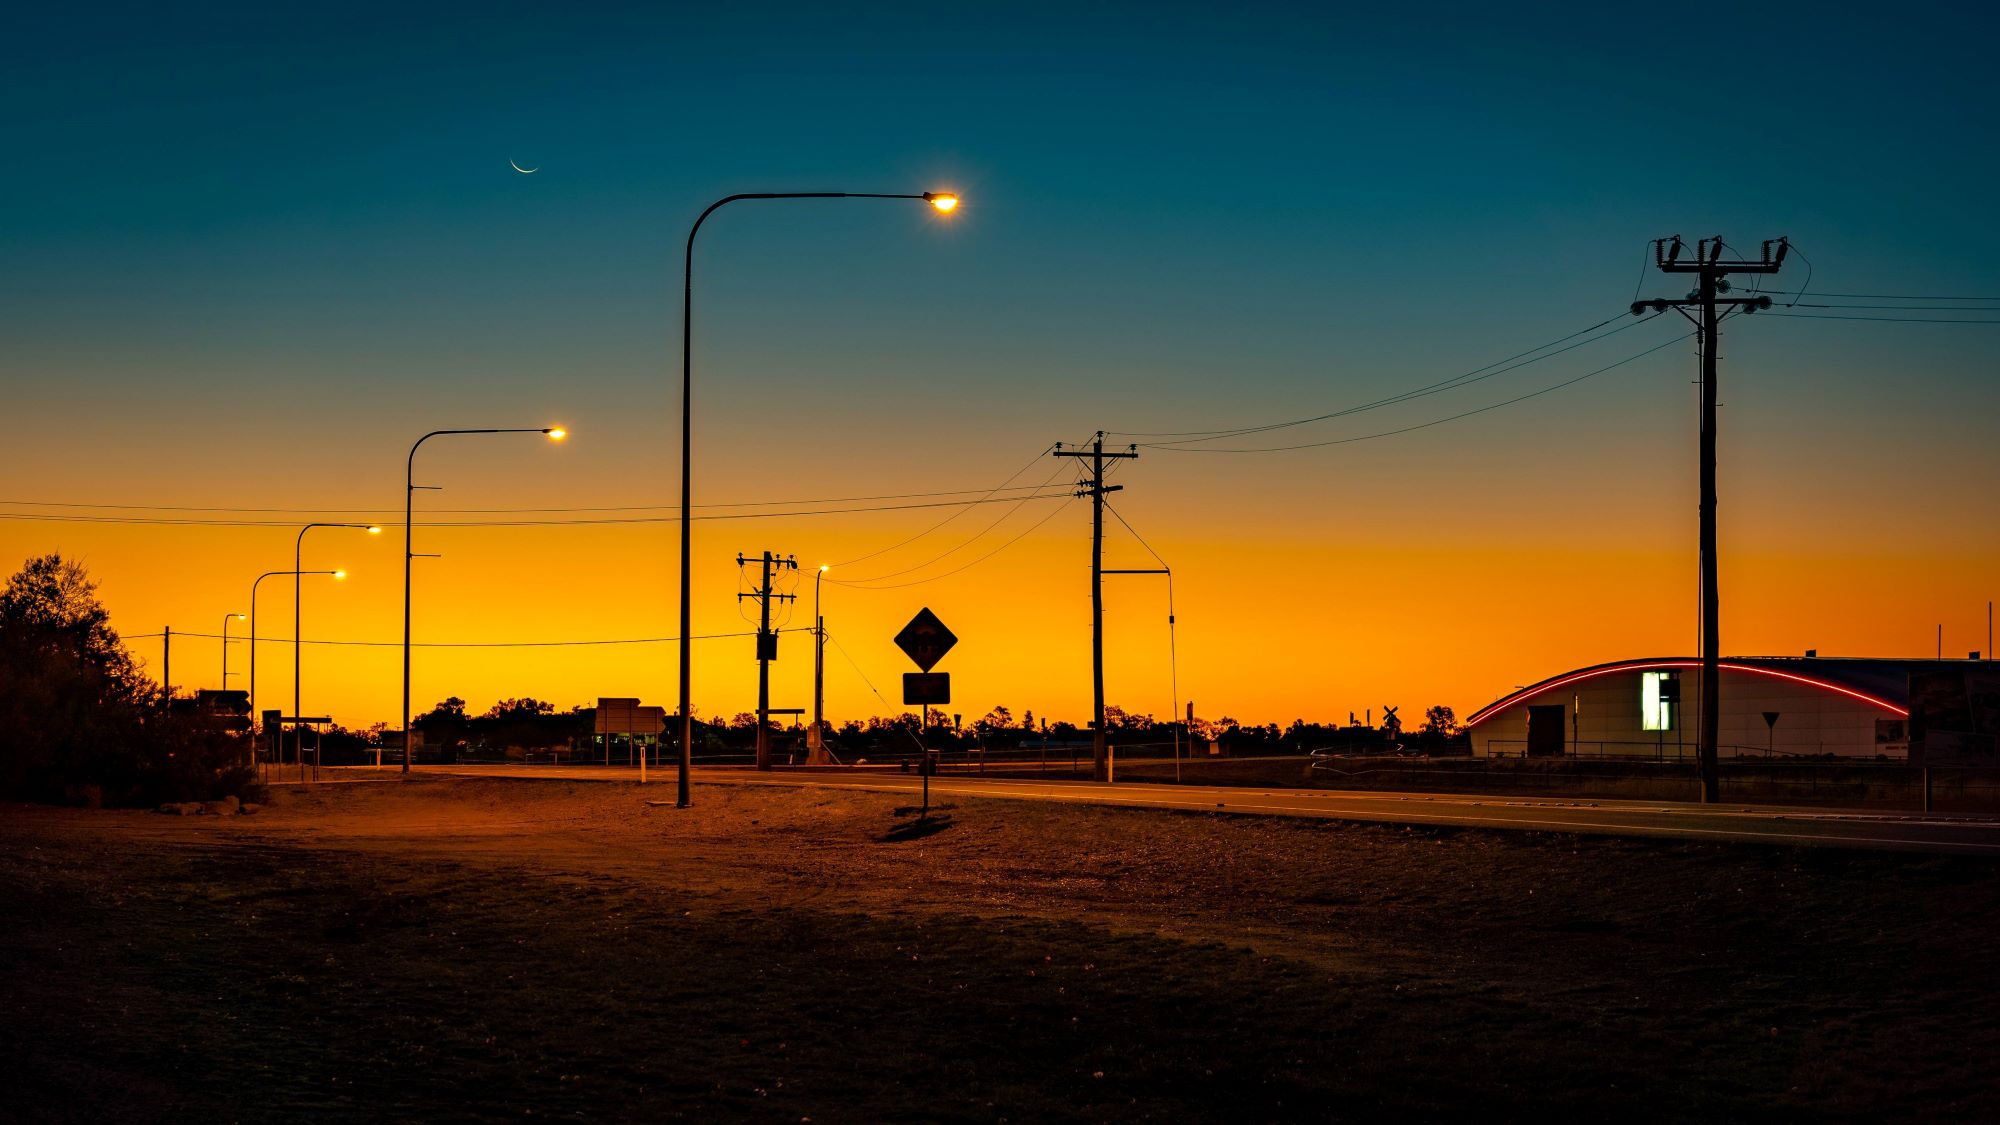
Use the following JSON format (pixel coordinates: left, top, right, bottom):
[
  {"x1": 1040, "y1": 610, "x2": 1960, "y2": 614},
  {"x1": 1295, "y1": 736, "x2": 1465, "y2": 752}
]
[{"x1": 1464, "y1": 660, "x2": 1908, "y2": 727}]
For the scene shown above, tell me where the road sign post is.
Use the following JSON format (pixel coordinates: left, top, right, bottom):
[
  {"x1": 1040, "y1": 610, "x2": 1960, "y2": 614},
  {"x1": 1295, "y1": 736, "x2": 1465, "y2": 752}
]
[{"x1": 894, "y1": 609, "x2": 958, "y2": 818}]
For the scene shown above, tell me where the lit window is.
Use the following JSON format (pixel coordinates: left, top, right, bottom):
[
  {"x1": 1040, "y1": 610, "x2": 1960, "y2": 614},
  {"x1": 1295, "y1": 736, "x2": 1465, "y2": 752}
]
[{"x1": 1640, "y1": 672, "x2": 1676, "y2": 731}]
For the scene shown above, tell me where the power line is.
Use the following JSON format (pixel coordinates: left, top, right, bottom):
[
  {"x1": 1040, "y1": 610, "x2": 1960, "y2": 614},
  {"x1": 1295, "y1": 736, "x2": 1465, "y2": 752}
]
[
  {"x1": 1106, "y1": 311, "x2": 1651, "y2": 444},
  {"x1": 1104, "y1": 499, "x2": 1182, "y2": 782},
  {"x1": 831, "y1": 443, "x2": 1058, "y2": 568},
  {"x1": 1764, "y1": 312, "x2": 2000, "y2": 323},
  {"x1": 822, "y1": 628, "x2": 893, "y2": 708},
  {"x1": 1107, "y1": 315, "x2": 1634, "y2": 439},
  {"x1": 1783, "y1": 291, "x2": 2000, "y2": 301},
  {"x1": 0, "y1": 483, "x2": 1066, "y2": 517},
  {"x1": 0, "y1": 491, "x2": 1073, "y2": 528},
  {"x1": 1104, "y1": 501, "x2": 1170, "y2": 572},
  {"x1": 1782, "y1": 303, "x2": 2000, "y2": 311},
  {"x1": 126, "y1": 628, "x2": 812, "y2": 647},
  {"x1": 829, "y1": 496, "x2": 1077, "y2": 591},
  {"x1": 1145, "y1": 332, "x2": 1691, "y2": 454},
  {"x1": 832, "y1": 456, "x2": 1076, "y2": 584},
  {"x1": 1138, "y1": 312, "x2": 1665, "y2": 448}
]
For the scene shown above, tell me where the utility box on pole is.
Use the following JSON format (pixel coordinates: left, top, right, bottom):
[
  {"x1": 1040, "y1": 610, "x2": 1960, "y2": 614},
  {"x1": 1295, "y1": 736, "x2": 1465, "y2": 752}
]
[{"x1": 737, "y1": 551, "x2": 798, "y2": 771}]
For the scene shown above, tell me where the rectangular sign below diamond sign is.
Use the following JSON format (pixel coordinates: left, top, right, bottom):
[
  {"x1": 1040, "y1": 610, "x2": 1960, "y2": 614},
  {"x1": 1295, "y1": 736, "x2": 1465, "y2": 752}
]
[
  {"x1": 903, "y1": 673, "x2": 951, "y2": 706},
  {"x1": 893, "y1": 607, "x2": 958, "y2": 672}
]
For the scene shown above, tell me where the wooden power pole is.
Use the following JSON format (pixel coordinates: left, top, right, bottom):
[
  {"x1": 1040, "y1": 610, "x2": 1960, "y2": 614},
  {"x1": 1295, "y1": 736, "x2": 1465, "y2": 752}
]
[
  {"x1": 1055, "y1": 432, "x2": 1138, "y2": 782},
  {"x1": 736, "y1": 551, "x2": 797, "y2": 771},
  {"x1": 1634, "y1": 235, "x2": 1786, "y2": 803}
]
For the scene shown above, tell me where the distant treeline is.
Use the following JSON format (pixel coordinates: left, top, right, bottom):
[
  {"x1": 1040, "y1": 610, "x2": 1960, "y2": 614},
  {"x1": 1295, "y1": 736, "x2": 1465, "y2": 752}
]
[{"x1": 307, "y1": 699, "x2": 1469, "y2": 761}]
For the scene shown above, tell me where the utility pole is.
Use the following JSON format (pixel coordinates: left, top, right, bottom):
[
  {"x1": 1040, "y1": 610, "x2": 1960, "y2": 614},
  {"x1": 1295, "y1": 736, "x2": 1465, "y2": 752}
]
[
  {"x1": 1634, "y1": 235, "x2": 1786, "y2": 803},
  {"x1": 162, "y1": 625, "x2": 171, "y2": 707},
  {"x1": 1054, "y1": 432, "x2": 1138, "y2": 781},
  {"x1": 810, "y1": 565, "x2": 830, "y2": 765},
  {"x1": 736, "y1": 551, "x2": 798, "y2": 771}
]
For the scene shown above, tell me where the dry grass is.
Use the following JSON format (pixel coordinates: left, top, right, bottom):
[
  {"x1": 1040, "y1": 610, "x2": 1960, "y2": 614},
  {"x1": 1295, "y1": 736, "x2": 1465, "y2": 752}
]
[{"x1": 2, "y1": 776, "x2": 1998, "y2": 1122}]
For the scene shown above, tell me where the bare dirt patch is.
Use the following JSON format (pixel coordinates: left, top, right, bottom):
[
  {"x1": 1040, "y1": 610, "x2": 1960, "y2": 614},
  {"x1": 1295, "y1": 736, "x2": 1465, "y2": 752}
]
[{"x1": 3, "y1": 776, "x2": 1997, "y2": 1122}]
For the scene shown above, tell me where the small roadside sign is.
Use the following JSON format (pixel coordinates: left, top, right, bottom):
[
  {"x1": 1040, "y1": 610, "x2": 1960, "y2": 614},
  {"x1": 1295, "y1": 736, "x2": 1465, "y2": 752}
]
[
  {"x1": 903, "y1": 672, "x2": 951, "y2": 706},
  {"x1": 893, "y1": 607, "x2": 958, "y2": 672}
]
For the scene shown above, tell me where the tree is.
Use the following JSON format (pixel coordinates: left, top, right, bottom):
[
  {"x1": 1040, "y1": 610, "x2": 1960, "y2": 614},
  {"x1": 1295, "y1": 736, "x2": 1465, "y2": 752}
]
[
  {"x1": 484, "y1": 697, "x2": 554, "y2": 721},
  {"x1": 1422, "y1": 705, "x2": 1457, "y2": 738},
  {"x1": 0, "y1": 554, "x2": 143, "y2": 701},
  {"x1": 0, "y1": 555, "x2": 250, "y2": 805},
  {"x1": 413, "y1": 697, "x2": 471, "y2": 761},
  {"x1": 478, "y1": 698, "x2": 571, "y2": 758}
]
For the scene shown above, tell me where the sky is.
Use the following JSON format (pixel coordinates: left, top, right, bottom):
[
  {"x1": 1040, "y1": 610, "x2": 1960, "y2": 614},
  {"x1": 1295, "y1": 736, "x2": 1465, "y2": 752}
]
[{"x1": 3, "y1": 2, "x2": 1997, "y2": 732}]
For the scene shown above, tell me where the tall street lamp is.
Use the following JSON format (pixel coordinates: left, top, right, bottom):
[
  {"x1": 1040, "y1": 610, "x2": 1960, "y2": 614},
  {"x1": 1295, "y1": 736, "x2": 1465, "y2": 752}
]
[
  {"x1": 297, "y1": 523, "x2": 379, "y2": 766},
  {"x1": 402, "y1": 427, "x2": 567, "y2": 773},
  {"x1": 677, "y1": 189, "x2": 959, "y2": 807},
  {"x1": 811, "y1": 564, "x2": 829, "y2": 763},
  {"x1": 221, "y1": 612, "x2": 245, "y2": 688},
  {"x1": 251, "y1": 568, "x2": 343, "y2": 770}
]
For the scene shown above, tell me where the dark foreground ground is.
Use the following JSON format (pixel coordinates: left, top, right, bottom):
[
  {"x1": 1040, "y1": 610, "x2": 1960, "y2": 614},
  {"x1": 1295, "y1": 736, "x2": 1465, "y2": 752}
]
[{"x1": 3, "y1": 778, "x2": 1998, "y2": 1123}]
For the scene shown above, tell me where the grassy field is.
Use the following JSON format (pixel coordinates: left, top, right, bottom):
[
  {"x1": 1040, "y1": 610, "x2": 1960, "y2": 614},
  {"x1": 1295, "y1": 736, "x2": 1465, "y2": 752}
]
[
  {"x1": 3, "y1": 776, "x2": 1998, "y2": 1122},
  {"x1": 966, "y1": 753, "x2": 2000, "y2": 813}
]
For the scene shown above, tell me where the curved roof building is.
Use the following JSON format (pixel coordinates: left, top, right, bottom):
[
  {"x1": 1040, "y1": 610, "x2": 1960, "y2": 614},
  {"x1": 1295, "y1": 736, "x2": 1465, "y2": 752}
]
[{"x1": 1463, "y1": 657, "x2": 1932, "y2": 760}]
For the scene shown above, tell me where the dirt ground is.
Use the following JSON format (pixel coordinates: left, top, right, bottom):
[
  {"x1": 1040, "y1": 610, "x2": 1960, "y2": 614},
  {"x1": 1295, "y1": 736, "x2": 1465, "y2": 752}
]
[{"x1": 3, "y1": 777, "x2": 1998, "y2": 1123}]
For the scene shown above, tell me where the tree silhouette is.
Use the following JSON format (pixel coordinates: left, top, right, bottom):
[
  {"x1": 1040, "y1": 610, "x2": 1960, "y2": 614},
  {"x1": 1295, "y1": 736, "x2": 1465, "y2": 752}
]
[
  {"x1": 0, "y1": 554, "x2": 142, "y2": 700},
  {"x1": 0, "y1": 554, "x2": 246, "y2": 804},
  {"x1": 1422, "y1": 705, "x2": 1458, "y2": 738},
  {"x1": 484, "y1": 697, "x2": 554, "y2": 721}
]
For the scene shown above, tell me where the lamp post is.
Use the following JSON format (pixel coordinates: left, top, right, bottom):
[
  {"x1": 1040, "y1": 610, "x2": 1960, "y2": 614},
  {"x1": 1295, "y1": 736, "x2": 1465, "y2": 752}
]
[
  {"x1": 251, "y1": 568, "x2": 342, "y2": 772},
  {"x1": 221, "y1": 612, "x2": 245, "y2": 687},
  {"x1": 677, "y1": 189, "x2": 958, "y2": 807},
  {"x1": 811, "y1": 564, "x2": 829, "y2": 763},
  {"x1": 297, "y1": 523, "x2": 378, "y2": 767},
  {"x1": 402, "y1": 427, "x2": 566, "y2": 773}
]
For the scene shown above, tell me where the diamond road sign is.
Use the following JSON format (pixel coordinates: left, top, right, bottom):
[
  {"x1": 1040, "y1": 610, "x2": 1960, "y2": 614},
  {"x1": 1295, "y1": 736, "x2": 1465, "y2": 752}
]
[{"x1": 893, "y1": 607, "x2": 957, "y2": 672}]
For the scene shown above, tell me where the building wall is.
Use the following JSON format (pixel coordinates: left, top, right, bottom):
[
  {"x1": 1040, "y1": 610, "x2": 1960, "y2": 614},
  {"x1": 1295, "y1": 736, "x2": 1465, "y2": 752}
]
[{"x1": 1469, "y1": 668, "x2": 1898, "y2": 759}]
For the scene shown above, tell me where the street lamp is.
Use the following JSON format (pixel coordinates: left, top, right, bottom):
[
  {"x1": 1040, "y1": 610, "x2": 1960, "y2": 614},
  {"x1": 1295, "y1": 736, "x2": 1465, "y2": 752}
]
[
  {"x1": 677, "y1": 189, "x2": 959, "y2": 807},
  {"x1": 402, "y1": 427, "x2": 567, "y2": 773},
  {"x1": 221, "y1": 612, "x2": 246, "y2": 688},
  {"x1": 251, "y1": 568, "x2": 343, "y2": 772},
  {"x1": 297, "y1": 523, "x2": 378, "y2": 768},
  {"x1": 811, "y1": 564, "x2": 830, "y2": 762}
]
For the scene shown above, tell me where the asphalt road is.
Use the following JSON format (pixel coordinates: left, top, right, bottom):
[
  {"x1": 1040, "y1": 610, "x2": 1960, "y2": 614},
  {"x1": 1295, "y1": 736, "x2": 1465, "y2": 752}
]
[{"x1": 400, "y1": 764, "x2": 2000, "y2": 855}]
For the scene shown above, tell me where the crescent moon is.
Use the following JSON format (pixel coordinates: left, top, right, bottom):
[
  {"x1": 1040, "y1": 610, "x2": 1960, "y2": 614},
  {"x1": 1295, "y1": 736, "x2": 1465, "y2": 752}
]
[{"x1": 509, "y1": 158, "x2": 539, "y2": 174}]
